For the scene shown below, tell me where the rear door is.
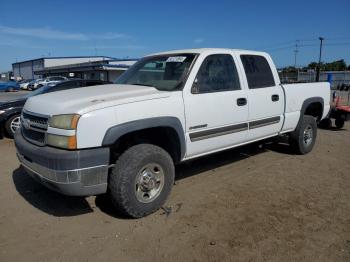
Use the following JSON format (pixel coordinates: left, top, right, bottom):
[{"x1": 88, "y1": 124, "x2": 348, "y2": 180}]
[
  {"x1": 238, "y1": 54, "x2": 284, "y2": 140},
  {"x1": 184, "y1": 53, "x2": 249, "y2": 157}
]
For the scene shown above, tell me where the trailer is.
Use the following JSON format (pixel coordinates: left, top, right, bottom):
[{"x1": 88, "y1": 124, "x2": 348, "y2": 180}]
[{"x1": 320, "y1": 93, "x2": 350, "y2": 129}]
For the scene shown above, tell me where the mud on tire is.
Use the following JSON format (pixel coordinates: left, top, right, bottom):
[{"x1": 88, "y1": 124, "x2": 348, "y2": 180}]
[
  {"x1": 108, "y1": 144, "x2": 175, "y2": 218},
  {"x1": 289, "y1": 115, "x2": 317, "y2": 155}
]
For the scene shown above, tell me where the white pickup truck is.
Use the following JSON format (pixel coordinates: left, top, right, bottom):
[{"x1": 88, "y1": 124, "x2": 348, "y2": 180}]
[{"x1": 15, "y1": 48, "x2": 330, "y2": 217}]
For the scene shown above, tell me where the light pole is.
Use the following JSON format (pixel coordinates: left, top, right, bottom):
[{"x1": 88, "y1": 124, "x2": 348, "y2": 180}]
[
  {"x1": 294, "y1": 40, "x2": 299, "y2": 68},
  {"x1": 316, "y1": 37, "x2": 324, "y2": 82}
]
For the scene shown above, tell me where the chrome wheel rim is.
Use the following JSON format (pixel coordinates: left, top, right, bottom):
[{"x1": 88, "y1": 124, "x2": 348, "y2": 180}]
[
  {"x1": 10, "y1": 116, "x2": 21, "y2": 134},
  {"x1": 135, "y1": 163, "x2": 165, "y2": 203},
  {"x1": 303, "y1": 124, "x2": 313, "y2": 146}
]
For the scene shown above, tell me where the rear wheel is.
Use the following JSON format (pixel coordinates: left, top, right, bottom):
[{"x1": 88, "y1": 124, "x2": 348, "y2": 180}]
[
  {"x1": 108, "y1": 144, "x2": 175, "y2": 218},
  {"x1": 5, "y1": 114, "x2": 21, "y2": 138},
  {"x1": 335, "y1": 119, "x2": 345, "y2": 129},
  {"x1": 289, "y1": 115, "x2": 317, "y2": 154}
]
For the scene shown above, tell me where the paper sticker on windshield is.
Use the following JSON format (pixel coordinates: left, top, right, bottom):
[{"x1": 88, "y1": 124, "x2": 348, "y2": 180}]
[{"x1": 166, "y1": 56, "x2": 187, "y2": 63}]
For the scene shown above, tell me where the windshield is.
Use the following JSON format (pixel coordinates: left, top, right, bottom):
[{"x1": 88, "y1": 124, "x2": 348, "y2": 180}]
[{"x1": 115, "y1": 53, "x2": 197, "y2": 91}]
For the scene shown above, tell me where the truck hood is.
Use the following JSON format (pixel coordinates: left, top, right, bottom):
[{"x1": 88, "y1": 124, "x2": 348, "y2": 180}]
[{"x1": 24, "y1": 84, "x2": 171, "y2": 116}]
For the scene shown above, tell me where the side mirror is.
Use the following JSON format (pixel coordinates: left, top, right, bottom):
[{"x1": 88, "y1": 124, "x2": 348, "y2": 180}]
[{"x1": 191, "y1": 78, "x2": 199, "y2": 94}]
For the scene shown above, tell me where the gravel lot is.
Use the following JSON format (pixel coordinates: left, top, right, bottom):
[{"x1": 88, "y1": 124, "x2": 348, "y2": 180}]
[{"x1": 0, "y1": 122, "x2": 349, "y2": 262}]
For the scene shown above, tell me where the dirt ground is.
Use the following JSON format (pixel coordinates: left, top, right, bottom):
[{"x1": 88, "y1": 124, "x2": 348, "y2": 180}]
[{"x1": 0, "y1": 124, "x2": 349, "y2": 262}]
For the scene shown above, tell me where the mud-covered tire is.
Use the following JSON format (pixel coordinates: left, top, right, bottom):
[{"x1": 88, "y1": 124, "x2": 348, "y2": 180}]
[
  {"x1": 289, "y1": 115, "x2": 317, "y2": 155},
  {"x1": 5, "y1": 114, "x2": 21, "y2": 138},
  {"x1": 108, "y1": 144, "x2": 175, "y2": 218},
  {"x1": 335, "y1": 119, "x2": 345, "y2": 129}
]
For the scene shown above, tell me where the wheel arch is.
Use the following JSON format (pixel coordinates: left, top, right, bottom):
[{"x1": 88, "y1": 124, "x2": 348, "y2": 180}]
[
  {"x1": 3, "y1": 109, "x2": 22, "y2": 122},
  {"x1": 301, "y1": 97, "x2": 324, "y2": 121},
  {"x1": 102, "y1": 117, "x2": 186, "y2": 163}
]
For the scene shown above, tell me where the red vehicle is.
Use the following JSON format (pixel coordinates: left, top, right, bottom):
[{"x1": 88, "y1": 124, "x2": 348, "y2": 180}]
[{"x1": 321, "y1": 93, "x2": 350, "y2": 129}]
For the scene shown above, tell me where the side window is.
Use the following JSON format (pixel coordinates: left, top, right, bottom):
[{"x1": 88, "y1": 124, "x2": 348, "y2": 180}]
[
  {"x1": 193, "y1": 54, "x2": 240, "y2": 93},
  {"x1": 240, "y1": 55, "x2": 275, "y2": 89}
]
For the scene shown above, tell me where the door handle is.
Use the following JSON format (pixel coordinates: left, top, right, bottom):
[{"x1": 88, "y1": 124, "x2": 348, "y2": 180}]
[
  {"x1": 237, "y1": 98, "x2": 247, "y2": 106},
  {"x1": 271, "y1": 94, "x2": 279, "y2": 102}
]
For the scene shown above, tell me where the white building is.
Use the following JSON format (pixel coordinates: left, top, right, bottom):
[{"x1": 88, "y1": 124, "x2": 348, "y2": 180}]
[{"x1": 12, "y1": 56, "x2": 137, "y2": 81}]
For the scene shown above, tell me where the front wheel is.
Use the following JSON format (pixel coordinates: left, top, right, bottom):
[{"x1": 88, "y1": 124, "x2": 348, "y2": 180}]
[
  {"x1": 5, "y1": 114, "x2": 21, "y2": 138},
  {"x1": 108, "y1": 144, "x2": 175, "y2": 218},
  {"x1": 289, "y1": 115, "x2": 317, "y2": 155}
]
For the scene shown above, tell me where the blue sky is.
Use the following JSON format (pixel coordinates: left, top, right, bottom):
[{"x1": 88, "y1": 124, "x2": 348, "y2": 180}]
[{"x1": 0, "y1": 0, "x2": 349, "y2": 71}]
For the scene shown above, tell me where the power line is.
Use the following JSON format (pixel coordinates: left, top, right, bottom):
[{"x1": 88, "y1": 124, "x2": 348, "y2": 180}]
[
  {"x1": 253, "y1": 41, "x2": 295, "y2": 50},
  {"x1": 266, "y1": 42, "x2": 350, "y2": 52},
  {"x1": 258, "y1": 37, "x2": 350, "y2": 51},
  {"x1": 264, "y1": 45, "x2": 295, "y2": 52}
]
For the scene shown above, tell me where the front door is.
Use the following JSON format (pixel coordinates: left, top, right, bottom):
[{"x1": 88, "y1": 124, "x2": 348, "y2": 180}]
[{"x1": 184, "y1": 53, "x2": 249, "y2": 157}]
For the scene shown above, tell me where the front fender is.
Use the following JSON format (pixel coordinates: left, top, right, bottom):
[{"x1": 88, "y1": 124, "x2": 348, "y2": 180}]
[{"x1": 102, "y1": 117, "x2": 186, "y2": 159}]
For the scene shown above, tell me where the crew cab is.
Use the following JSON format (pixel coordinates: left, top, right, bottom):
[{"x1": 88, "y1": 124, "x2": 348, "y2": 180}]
[{"x1": 15, "y1": 48, "x2": 330, "y2": 218}]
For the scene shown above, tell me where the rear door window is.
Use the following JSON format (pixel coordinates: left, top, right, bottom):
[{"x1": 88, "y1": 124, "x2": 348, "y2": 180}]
[{"x1": 240, "y1": 55, "x2": 275, "y2": 89}]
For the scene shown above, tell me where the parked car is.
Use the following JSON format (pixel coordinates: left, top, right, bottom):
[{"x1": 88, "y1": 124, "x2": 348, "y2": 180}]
[
  {"x1": 27, "y1": 79, "x2": 43, "y2": 90},
  {"x1": 15, "y1": 48, "x2": 330, "y2": 218},
  {"x1": 33, "y1": 76, "x2": 68, "y2": 90},
  {"x1": 0, "y1": 81, "x2": 20, "y2": 92},
  {"x1": 19, "y1": 79, "x2": 34, "y2": 90},
  {"x1": 0, "y1": 79, "x2": 110, "y2": 137},
  {"x1": 27, "y1": 76, "x2": 67, "y2": 90}
]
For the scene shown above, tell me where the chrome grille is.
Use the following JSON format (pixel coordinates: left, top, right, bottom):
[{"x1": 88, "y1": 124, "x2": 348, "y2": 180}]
[{"x1": 21, "y1": 111, "x2": 49, "y2": 146}]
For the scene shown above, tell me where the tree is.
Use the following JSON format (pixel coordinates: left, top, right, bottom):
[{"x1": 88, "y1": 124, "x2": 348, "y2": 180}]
[
  {"x1": 307, "y1": 62, "x2": 319, "y2": 70},
  {"x1": 323, "y1": 59, "x2": 346, "y2": 71},
  {"x1": 306, "y1": 60, "x2": 347, "y2": 71}
]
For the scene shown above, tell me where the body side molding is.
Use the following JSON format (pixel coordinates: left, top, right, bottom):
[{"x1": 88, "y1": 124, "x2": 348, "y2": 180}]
[
  {"x1": 249, "y1": 116, "x2": 281, "y2": 129},
  {"x1": 189, "y1": 123, "x2": 248, "y2": 142}
]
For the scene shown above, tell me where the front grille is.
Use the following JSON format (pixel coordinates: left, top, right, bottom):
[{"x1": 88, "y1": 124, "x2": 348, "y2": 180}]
[
  {"x1": 22, "y1": 112, "x2": 48, "y2": 130},
  {"x1": 21, "y1": 111, "x2": 49, "y2": 146},
  {"x1": 22, "y1": 127, "x2": 46, "y2": 145}
]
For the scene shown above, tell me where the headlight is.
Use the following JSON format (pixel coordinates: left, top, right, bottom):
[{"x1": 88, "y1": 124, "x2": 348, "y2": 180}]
[
  {"x1": 47, "y1": 134, "x2": 77, "y2": 149},
  {"x1": 0, "y1": 110, "x2": 5, "y2": 115},
  {"x1": 49, "y1": 114, "x2": 80, "y2": 130}
]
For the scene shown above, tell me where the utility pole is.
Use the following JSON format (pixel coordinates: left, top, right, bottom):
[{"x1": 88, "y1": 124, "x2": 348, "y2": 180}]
[
  {"x1": 316, "y1": 37, "x2": 324, "y2": 82},
  {"x1": 294, "y1": 40, "x2": 299, "y2": 68}
]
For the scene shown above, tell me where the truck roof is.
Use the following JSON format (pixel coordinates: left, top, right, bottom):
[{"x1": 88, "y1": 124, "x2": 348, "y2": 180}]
[{"x1": 148, "y1": 48, "x2": 268, "y2": 57}]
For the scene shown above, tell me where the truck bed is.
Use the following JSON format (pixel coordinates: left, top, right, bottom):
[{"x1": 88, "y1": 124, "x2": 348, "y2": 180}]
[{"x1": 281, "y1": 82, "x2": 330, "y2": 133}]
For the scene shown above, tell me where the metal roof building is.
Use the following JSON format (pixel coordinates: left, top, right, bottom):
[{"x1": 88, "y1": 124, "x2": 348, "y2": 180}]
[{"x1": 12, "y1": 56, "x2": 137, "y2": 82}]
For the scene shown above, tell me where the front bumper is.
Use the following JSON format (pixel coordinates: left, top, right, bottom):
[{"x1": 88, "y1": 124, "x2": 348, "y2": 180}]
[{"x1": 14, "y1": 130, "x2": 110, "y2": 196}]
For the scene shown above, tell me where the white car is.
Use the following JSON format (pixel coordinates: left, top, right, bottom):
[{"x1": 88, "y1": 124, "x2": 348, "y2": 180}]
[
  {"x1": 19, "y1": 79, "x2": 33, "y2": 90},
  {"x1": 32, "y1": 76, "x2": 67, "y2": 90},
  {"x1": 15, "y1": 48, "x2": 330, "y2": 218}
]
